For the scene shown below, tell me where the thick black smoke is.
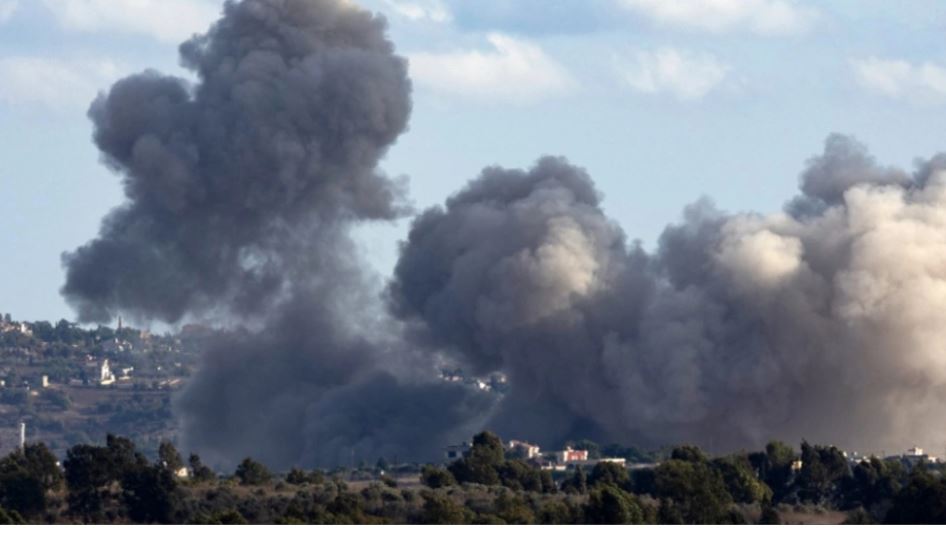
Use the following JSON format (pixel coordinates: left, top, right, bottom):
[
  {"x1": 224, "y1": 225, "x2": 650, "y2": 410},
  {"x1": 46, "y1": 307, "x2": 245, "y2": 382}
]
[
  {"x1": 392, "y1": 138, "x2": 946, "y2": 455},
  {"x1": 62, "y1": 0, "x2": 491, "y2": 469}
]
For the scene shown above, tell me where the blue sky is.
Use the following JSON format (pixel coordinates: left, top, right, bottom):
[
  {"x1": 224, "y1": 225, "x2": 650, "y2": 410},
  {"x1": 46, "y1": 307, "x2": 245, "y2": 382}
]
[{"x1": 1, "y1": 0, "x2": 945, "y2": 323}]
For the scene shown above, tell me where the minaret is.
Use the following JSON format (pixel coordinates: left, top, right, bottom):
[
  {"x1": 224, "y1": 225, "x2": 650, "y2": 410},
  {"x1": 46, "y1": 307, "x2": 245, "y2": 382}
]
[
  {"x1": 19, "y1": 422, "x2": 25, "y2": 451},
  {"x1": 117, "y1": 316, "x2": 123, "y2": 333}
]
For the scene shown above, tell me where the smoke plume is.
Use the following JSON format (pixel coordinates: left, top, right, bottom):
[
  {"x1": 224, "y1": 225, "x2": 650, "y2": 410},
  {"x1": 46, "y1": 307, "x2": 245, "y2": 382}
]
[
  {"x1": 392, "y1": 136, "x2": 946, "y2": 454},
  {"x1": 63, "y1": 0, "x2": 946, "y2": 466},
  {"x1": 62, "y1": 0, "x2": 491, "y2": 469}
]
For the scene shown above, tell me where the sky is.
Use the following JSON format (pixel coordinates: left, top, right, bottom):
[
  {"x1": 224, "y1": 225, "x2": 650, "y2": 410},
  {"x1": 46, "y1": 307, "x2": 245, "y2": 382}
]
[{"x1": 1, "y1": 0, "x2": 945, "y2": 324}]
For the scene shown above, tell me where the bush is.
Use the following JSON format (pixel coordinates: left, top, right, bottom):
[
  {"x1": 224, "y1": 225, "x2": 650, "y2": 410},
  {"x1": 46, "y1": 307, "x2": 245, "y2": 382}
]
[{"x1": 234, "y1": 458, "x2": 271, "y2": 486}]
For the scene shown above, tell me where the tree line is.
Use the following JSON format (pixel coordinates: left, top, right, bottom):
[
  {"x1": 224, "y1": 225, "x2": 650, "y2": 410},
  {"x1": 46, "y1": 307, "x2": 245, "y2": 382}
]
[{"x1": 0, "y1": 431, "x2": 944, "y2": 524}]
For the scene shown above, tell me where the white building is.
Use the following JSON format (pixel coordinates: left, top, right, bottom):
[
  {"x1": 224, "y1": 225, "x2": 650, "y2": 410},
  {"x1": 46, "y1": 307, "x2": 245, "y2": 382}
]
[{"x1": 100, "y1": 359, "x2": 116, "y2": 386}]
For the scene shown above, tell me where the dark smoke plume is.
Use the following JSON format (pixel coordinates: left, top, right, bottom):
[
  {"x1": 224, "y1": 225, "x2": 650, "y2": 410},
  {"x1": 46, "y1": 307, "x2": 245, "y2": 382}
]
[
  {"x1": 62, "y1": 0, "x2": 491, "y2": 469},
  {"x1": 62, "y1": 0, "x2": 412, "y2": 324},
  {"x1": 392, "y1": 138, "x2": 946, "y2": 455},
  {"x1": 63, "y1": 0, "x2": 946, "y2": 467}
]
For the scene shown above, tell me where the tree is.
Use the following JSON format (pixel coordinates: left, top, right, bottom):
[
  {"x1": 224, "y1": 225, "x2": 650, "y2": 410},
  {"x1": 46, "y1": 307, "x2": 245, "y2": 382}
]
[
  {"x1": 421, "y1": 465, "x2": 456, "y2": 489},
  {"x1": 653, "y1": 459, "x2": 732, "y2": 524},
  {"x1": 1, "y1": 443, "x2": 62, "y2": 492},
  {"x1": 286, "y1": 468, "x2": 309, "y2": 485},
  {"x1": 885, "y1": 469, "x2": 946, "y2": 524},
  {"x1": 494, "y1": 492, "x2": 535, "y2": 524},
  {"x1": 0, "y1": 464, "x2": 45, "y2": 519},
  {"x1": 470, "y1": 432, "x2": 505, "y2": 466},
  {"x1": 796, "y1": 441, "x2": 850, "y2": 505},
  {"x1": 588, "y1": 461, "x2": 631, "y2": 490},
  {"x1": 235, "y1": 457, "x2": 271, "y2": 486},
  {"x1": 671, "y1": 445, "x2": 708, "y2": 463},
  {"x1": 421, "y1": 492, "x2": 465, "y2": 524},
  {"x1": 188, "y1": 454, "x2": 215, "y2": 482},
  {"x1": 561, "y1": 465, "x2": 588, "y2": 494},
  {"x1": 748, "y1": 441, "x2": 795, "y2": 500},
  {"x1": 584, "y1": 484, "x2": 647, "y2": 524},
  {"x1": 448, "y1": 432, "x2": 506, "y2": 486},
  {"x1": 122, "y1": 465, "x2": 181, "y2": 523},
  {"x1": 497, "y1": 460, "x2": 542, "y2": 492},
  {"x1": 63, "y1": 444, "x2": 114, "y2": 522},
  {"x1": 158, "y1": 441, "x2": 184, "y2": 473},
  {"x1": 711, "y1": 455, "x2": 772, "y2": 504}
]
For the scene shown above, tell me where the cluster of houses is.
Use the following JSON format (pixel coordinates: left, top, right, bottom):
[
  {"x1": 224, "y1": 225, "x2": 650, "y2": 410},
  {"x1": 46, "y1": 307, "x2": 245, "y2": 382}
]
[
  {"x1": 0, "y1": 316, "x2": 31, "y2": 336},
  {"x1": 445, "y1": 439, "x2": 630, "y2": 472}
]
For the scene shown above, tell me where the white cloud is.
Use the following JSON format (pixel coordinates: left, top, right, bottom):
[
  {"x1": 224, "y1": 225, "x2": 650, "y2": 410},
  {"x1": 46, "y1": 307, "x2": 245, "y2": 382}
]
[
  {"x1": 408, "y1": 34, "x2": 575, "y2": 103},
  {"x1": 0, "y1": 57, "x2": 125, "y2": 111},
  {"x1": 617, "y1": 47, "x2": 729, "y2": 101},
  {"x1": 41, "y1": 0, "x2": 221, "y2": 43},
  {"x1": 852, "y1": 57, "x2": 946, "y2": 103},
  {"x1": 382, "y1": 0, "x2": 451, "y2": 23},
  {"x1": 618, "y1": 0, "x2": 818, "y2": 35},
  {"x1": 0, "y1": 0, "x2": 17, "y2": 23}
]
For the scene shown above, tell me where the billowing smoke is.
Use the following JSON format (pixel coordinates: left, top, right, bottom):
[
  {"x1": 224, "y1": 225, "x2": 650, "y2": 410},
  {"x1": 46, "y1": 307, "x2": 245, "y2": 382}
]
[
  {"x1": 392, "y1": 135, "x2": 946, "y2": 454},
  {"x1": 63, "y1": 0, "x2": 946, "y2": 467},
  {"x1": 62, "y1": 0, "x2": 491, "y2": 469}
]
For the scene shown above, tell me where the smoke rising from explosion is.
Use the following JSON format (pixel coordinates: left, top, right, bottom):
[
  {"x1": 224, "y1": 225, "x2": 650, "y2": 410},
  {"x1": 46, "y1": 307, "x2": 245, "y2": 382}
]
[
  {"x1": 63, "y1": 0, "x2": 946, "y2": 467},
  {"x1": 392, "y1": 135, "x2": 946, "y2": 454}
]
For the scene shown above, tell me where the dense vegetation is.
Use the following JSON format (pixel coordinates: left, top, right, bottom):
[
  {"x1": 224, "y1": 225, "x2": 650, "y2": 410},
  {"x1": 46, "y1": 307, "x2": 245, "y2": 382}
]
[{"x1": 0, "y1": 431, "x2": 944, "y2": 524}]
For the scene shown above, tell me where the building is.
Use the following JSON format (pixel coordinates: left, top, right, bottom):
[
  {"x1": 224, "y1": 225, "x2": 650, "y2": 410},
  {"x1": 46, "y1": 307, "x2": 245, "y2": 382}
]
[
  {"x1": 100, "y1": 359, "x2": 116, "y2": 386},
  {"x1": 445, "y1": 442, "x2": 472, "y2": 461},
  {"x1": 508, "y1": 440, "x2": 541, "y2": 460},
  {"x1": 892, "y1": 446, "x2": 940, "y2": 467},
  {"x1": 555, "y1": 447, "x2": 589, "y2": 464},
  {"x1": 40, "y1": 375, "x2": 49, "y2": 388}
]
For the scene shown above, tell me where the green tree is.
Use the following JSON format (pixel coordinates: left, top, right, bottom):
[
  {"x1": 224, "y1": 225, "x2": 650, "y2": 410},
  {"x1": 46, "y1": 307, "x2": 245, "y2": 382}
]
[
  {"x1": 63, "y1": 444, "x2": 115, "y2": 522},
  {"x1": 494, "y1": 492, "x2": 535, "y2": 524},
  {"x1": 584, "y1": 484, "x2": 647, "y2": 524},
  {"x1": 712, "y1": 455, "x2": 772, "y2": 503},
  {"x1": 885, "y1": 469, "x2": 946, "y2": 524},
  {"x1": 497, "y1": 459, "x2": 542, "y2": 492},
  {"x1": 421, "y1": 465, "x2": 456, "y2": 489},
  {"x1": 234, "y1": 457, "x2": 271, "y2": 486},
  {"x1": 796, "y1": 441, "x2": 850, "y2": 504},
  {"x1": 653, "y1": 458, "x2": 732, "y2": 524},
  {"x1": 158, "y1": 441, "x2": 184, "y2": 473},
  {"x1": 588, "y1": 461, "x2": 631, "y2": 490},
  {"x1": 561, "y1": 465, "x2": 588, "y2": 494},
  {"x1": 421, "y1": 492, "x2": 466, "y2": 524},
  {"x1": 122, "y1": 465, "x2": 181, "y2": 524},
  {"x1": 671, "y1": 445, "x2": 708, "y2": 463},
  {"x1": 447, "y1": 432, "x2": 505, "y2": 486},
  {"x1": 748, "y1": 441, "x2": 795, "y2": 500},
  {"x1": 188, "y1": 454, "x2": 215, "y2": 482}
]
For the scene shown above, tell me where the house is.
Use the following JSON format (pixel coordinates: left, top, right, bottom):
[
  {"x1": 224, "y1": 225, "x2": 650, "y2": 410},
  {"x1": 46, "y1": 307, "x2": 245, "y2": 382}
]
[
  {"x1": 507, "y1": 440, "x2": 541, "y2": 460},
  {"x1": 555, "y1": 447, "x2": 589, "y2": 464},
  {"x1": 892, "y1": 446, "x2": 939, "y2": 467},
  {"x1": 445, "y1": 442, "x2": 472, "y2": 461}
]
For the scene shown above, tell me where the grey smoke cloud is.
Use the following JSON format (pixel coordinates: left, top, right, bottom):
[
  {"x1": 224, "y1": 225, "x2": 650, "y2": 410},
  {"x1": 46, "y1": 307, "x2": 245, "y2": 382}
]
[
  {"x1": 62, "y1": 0, "x2": 412, "y2": 324},
  {"x1": 61, "y1": 0, "x2": 946, "y2": 467},
  {"x1": 392, "y1": 137, "x2": 946, "y2": 455},
  {"x1": 62, "y1": 0, "x2": 490, "y2": 470}
]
